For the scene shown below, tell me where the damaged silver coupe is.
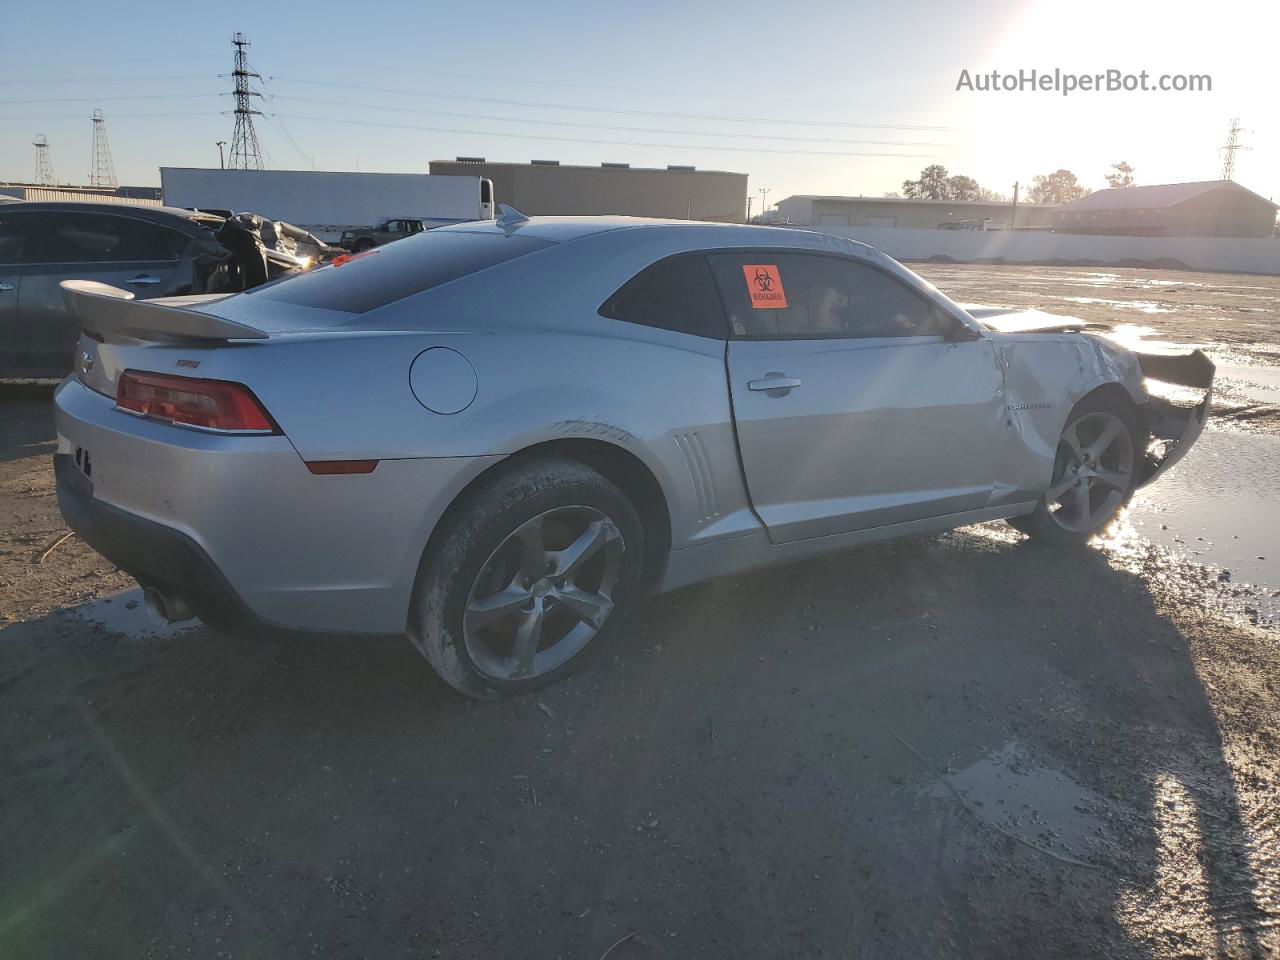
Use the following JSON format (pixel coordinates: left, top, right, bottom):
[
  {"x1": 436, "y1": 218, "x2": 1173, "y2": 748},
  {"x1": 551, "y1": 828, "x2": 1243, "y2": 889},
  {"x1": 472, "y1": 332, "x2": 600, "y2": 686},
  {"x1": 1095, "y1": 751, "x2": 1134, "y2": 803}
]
[{"x1": 53, "y1": 214, "x2": 1212, "y2": 697}]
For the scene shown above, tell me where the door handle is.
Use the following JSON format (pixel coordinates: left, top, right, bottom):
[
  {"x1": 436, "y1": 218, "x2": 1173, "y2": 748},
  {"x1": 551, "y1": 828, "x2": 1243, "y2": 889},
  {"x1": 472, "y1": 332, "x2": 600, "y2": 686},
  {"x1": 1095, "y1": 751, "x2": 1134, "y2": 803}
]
[
  {"x1": 127, "y1": 274, "x2": 163, "y2": 286},
  {"x1": 0, "y1": 282, "x2": 13, "y2": 292},
  {"x1": 748, "y1": 374, "x2": 802, "y2": 394}
]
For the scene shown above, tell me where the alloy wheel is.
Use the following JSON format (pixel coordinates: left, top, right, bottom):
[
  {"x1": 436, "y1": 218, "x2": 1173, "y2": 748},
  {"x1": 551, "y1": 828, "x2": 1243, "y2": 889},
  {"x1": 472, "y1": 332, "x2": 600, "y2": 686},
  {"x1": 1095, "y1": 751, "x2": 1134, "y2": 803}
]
[
  {"x1": 463, "y1": 506, "x2": 625, "y2": 681},
  {"x1": 1045, "y1": 410, "x2": 1136, "y2": 533}
]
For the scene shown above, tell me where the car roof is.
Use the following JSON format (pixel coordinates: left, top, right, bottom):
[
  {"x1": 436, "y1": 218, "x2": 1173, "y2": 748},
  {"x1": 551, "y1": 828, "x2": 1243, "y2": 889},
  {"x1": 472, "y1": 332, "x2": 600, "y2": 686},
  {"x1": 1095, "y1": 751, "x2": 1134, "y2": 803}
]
[
  {"x1": 438, "y1": 215, "x2": 838, "y2": 246},
  {"x1": 3, "y1": 201, "x2": 221, "y2": 227}
]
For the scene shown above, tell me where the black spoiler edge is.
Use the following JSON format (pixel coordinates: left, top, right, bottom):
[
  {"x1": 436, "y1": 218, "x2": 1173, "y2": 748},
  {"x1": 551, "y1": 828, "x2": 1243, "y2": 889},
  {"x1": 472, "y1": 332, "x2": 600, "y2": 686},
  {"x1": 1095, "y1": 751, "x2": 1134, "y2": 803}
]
[{"x1": 1137, "y1": 349, "x2": 1215, "y2": 389}]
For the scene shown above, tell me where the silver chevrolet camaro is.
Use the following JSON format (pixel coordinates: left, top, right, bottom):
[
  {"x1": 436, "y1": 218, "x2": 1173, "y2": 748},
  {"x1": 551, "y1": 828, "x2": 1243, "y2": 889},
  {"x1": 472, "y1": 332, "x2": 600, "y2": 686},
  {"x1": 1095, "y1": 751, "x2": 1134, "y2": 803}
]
[{"x1": 53, "y1": 211, "x2": 1214, "y2": 698}]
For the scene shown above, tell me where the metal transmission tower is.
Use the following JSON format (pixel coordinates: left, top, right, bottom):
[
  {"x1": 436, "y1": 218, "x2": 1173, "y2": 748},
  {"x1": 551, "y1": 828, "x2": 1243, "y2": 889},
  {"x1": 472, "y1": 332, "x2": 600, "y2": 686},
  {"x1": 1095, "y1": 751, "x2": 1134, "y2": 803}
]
[
  {"x1": 32, "y1": 134, "x2": 56, "y2": 185},
  {"x1": 1219, "y1": 117, "x2": 1250, "y2": 181},
  {"x1": 89, "y1": 109, "x2": 118, "y2": 189},
  {"x1": 228, "y1": 32, "x2": 265, "y2": 170}
]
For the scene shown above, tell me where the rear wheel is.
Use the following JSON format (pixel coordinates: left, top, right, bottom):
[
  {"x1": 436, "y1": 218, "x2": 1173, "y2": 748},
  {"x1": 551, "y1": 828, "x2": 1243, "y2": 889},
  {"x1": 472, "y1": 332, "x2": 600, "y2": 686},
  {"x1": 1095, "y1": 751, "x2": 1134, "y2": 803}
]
[
  {"x1": 409, "y1": 457, "x2": 644, "y2": 699},
  {"x1": 1009, "y1": 394, "x2": 1142, "y2": 544}
]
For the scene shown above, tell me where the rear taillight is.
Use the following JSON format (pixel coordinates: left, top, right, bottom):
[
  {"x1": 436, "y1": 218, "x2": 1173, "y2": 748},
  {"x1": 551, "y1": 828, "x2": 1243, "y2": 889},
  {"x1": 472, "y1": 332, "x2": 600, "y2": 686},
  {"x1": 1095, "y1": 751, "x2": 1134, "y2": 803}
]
[{"x1": 115, "y1": 370, "x2": 279, "y2": 434}]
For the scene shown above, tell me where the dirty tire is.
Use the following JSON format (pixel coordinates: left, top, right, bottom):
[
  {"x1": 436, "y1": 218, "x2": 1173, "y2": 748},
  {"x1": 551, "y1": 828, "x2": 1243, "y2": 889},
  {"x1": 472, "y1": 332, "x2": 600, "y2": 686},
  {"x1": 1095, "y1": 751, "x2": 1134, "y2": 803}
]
[
  {"x1": 1009, "y1": 392, "x2": 1143, "y2": 546},
  {"x1": 409, "y1": 456, "x2": 644, "y2": 699}
]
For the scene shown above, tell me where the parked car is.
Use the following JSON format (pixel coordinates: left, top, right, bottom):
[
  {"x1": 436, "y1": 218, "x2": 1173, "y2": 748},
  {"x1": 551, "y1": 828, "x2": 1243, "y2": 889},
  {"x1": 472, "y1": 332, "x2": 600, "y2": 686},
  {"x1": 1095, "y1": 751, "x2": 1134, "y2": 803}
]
[
  {"x1": 340, "y1": 217, "x2": 428, "y2": 252},
  {"x1": 0, "y1": 202, "x2": 317, "y2": 378},
  {"x1": 53, "y1": 212, "x2": 1214, "y2": 698}
]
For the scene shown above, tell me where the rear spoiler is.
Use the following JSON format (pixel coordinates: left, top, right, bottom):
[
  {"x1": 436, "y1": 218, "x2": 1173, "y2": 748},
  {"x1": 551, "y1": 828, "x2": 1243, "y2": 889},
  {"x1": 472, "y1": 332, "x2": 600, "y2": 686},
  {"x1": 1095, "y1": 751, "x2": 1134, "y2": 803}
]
[{"x1": 60, "y1": 280, "x2": 269, "y2": 342}]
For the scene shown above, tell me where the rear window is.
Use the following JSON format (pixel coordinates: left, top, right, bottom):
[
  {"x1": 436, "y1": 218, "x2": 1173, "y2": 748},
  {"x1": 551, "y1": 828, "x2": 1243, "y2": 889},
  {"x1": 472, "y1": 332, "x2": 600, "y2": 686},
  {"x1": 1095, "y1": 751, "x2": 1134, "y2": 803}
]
[{"x1": 249, "y1": 230, "x2": 554, "y2": 313}]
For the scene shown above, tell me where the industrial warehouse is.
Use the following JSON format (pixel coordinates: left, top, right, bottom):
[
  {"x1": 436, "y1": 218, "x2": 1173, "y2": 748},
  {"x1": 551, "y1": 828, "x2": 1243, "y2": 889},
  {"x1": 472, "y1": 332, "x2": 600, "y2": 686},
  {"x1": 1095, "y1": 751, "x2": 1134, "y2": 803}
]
[
  {"x1": 428, "y1": 157, "x2": 748, "y2": 221},
  {"x1": 1052, "y1": 179, "x2": 1278, "y2": 238}
]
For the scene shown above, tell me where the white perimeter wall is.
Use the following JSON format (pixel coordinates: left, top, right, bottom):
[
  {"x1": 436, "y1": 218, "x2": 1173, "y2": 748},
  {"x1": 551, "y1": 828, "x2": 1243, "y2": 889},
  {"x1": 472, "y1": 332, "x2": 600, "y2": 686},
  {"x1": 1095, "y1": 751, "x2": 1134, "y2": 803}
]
[{"x1": 803, "y1": 226, "x2": 1280, "y2": 275}]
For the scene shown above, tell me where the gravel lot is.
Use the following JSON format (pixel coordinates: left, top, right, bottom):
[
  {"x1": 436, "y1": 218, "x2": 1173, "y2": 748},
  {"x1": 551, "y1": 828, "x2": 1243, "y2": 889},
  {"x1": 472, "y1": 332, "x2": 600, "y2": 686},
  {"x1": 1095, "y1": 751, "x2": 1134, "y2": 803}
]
[{"x1": 2, "y1": 264, "x2": 1279, "y2": 959}]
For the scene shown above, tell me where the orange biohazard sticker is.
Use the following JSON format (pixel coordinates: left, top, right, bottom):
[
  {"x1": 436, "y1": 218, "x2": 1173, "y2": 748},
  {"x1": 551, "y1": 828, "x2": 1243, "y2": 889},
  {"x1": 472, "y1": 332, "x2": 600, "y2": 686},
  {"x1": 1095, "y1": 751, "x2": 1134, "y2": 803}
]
[{"x1": 742, "y1": 264, "x2": 787, "y2": 309}]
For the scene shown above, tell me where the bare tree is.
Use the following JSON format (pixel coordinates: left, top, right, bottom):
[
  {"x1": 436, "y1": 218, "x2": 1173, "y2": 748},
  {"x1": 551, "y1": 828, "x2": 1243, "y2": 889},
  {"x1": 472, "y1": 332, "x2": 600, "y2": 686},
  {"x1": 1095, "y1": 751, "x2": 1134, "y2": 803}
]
[
  {"x1": 1028, "y1": 169, "x2": 1090, "y2": 204},
  {"x1": 1104, "y1": 161, "x2": 1136, "y2": 189}
]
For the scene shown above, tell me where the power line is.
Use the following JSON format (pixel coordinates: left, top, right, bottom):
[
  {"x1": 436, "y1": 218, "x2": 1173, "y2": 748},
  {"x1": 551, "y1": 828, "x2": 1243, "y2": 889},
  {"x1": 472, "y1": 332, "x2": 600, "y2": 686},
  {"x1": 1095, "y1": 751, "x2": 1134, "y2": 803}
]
[
  {"x1": 0, "y1": 93, "x2": 221, "y2": 104},
  {"x1": 277, "y1": 113, "x2": 949, "y2": 159},
  {"x1": 0, "y1": 73, "x2": 216, "y2": 85},
  {"x1": 0, "y1": 111, "x2": 212, "y2": 120},
  {"x1": 267, "y1": 77, "x2": 955, "y2": 131},
  {"x1": 268, "y1": 95, "x2": 953, "y2": 147}
]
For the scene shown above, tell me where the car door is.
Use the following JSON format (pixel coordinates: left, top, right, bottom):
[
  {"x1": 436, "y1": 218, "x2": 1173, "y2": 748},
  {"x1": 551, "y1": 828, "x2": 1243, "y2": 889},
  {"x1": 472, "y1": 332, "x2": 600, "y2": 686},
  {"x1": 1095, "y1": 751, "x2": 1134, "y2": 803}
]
[
  {"x1": 0, "y1": 210, "x2": 34, "y2": 374},
  {"x1": 715, "y1": 251, "x2": 1006, "y2": 544},
  {"x1": 17, "y1": 210, "x2": 192, "y2": 373}
]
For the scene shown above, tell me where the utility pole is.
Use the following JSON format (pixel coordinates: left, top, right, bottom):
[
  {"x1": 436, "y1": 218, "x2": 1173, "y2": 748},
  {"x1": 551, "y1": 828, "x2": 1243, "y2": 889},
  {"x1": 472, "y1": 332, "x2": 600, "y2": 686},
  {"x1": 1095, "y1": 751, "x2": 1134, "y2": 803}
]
[
  {"x1": 216, "y1": 141, "x2": 227, "y2": 169},
  {"x1": 32, "y1": 134, "x2": 55, "y2": 186},
  {"x1": 228, "y1": 32, "x2": 265, "y2": 170},
  {"x1": 1219, "y1": 117, "x2": 1250, "y2": 181},
  {"x1": 89, "y1": 110, "x2": 118, "y2": 189},
  {"x1": 746, "y1": 195, "x2": 753, "y2": 223},
  {"x1": 758, "y1": 187, "x2": 771, "y2": 220},
  {"x1": 1010, "y1": 181, "x2": 1019, "y2": 229}
]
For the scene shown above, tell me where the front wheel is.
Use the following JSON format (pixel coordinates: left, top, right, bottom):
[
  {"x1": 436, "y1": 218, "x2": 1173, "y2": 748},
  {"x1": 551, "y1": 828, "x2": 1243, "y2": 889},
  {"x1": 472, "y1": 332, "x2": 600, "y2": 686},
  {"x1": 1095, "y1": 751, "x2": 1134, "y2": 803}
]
[
  {"x1": 1009, "y1": 394, "x2": 1143, "y2": 545},
  {"x1": 409, "y1": 457, "x2": 644, "y2": 699}
]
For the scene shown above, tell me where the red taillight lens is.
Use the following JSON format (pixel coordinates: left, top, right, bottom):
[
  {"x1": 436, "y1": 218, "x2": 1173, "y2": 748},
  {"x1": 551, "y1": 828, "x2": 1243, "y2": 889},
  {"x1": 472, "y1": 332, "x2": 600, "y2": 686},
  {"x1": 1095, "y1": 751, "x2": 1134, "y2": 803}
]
[{"x1": 115, "y1": 370, "x2": 279, "y2": 434}]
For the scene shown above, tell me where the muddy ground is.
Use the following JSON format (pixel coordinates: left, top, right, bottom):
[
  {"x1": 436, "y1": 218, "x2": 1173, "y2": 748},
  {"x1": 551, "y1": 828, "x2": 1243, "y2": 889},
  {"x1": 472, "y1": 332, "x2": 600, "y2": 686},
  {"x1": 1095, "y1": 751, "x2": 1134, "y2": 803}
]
[{"x1": 2, "y1": 264, "x2": 1279, "y2": 959}]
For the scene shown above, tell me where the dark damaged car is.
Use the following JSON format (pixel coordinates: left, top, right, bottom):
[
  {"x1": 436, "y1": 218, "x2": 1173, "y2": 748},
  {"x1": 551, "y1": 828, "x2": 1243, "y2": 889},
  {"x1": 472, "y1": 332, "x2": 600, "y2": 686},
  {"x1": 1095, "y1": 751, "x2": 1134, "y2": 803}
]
[{"x1": 0, "y1": 202, "x2": 327, "y2": 378}]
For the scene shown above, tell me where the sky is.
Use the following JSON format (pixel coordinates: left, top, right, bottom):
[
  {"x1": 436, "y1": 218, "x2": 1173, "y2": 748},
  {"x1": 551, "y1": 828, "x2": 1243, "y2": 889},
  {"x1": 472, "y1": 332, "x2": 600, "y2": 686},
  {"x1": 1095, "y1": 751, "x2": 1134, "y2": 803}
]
[{"x1": 2, "y1": 0, "x2": 1276, "y2": 210}]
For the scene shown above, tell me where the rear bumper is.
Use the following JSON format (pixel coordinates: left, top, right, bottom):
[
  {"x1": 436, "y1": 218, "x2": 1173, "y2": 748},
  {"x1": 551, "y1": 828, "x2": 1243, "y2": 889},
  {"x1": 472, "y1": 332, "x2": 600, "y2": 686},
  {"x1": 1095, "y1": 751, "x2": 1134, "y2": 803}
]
[
  {"x1": 53, "y1": 378, "x2": 500, "y2": 635},
  {"x1": 56, "y1": 454, "x2": 269, "y2": 633}
]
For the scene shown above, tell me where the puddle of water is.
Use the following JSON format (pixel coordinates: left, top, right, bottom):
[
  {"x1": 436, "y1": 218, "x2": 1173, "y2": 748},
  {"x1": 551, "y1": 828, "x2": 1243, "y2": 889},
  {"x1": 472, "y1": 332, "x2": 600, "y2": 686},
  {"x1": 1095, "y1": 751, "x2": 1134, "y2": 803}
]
[
  {"x1": 1103, "y1": 325, "x2": 1280, "y2": 406},
  {"x1": 928, "y1": 742, "x2": 1111, "y2": 857},
  {"x1": 1211, "y1": 362, "x2": 1280, "y2": 404},
  {"x1": 1130, "y1": 431, "x2": 1280, "y2": 604},
  {"x1": 1061, "y1": 296, "x2": 1172, "y2": 313},
  {"x1": 1104, "y1": 323, "x2": 1175, "y2": 351},
  {"x1": 61, "y1": 587, "x2": 201, "y2": 639}
]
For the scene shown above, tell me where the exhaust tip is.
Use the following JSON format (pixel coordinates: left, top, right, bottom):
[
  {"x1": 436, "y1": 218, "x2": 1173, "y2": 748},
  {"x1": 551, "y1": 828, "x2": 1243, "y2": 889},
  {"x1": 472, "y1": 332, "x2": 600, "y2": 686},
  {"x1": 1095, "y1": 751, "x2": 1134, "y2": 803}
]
[{"x1": 143, "y1": 586, "x2": 194, "y2": 625}]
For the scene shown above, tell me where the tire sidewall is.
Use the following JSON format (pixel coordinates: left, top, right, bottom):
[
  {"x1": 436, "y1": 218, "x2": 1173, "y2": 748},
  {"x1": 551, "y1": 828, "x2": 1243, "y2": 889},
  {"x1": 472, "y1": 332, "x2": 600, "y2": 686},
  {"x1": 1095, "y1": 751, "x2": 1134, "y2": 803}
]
[{"x1": 411, "y1": 458, "x2": 645, "y2": 699}]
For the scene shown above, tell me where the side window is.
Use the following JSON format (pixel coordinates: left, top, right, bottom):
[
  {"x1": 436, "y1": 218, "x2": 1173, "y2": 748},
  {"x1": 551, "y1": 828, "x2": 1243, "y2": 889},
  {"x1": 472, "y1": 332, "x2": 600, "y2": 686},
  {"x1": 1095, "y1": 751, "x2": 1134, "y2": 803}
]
[
  {"x1": 44, "y1": 213, "x2": 189, "y2": 263},
  {"x1": 599, "y1": 254, "x2": 728, "y2": 340},
  {"x1": 0, "y1": 213, "x2": 35, "y2": 263},
  {"x1": 708, "y1": 252, "x2": 949, "y2": 339}
]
